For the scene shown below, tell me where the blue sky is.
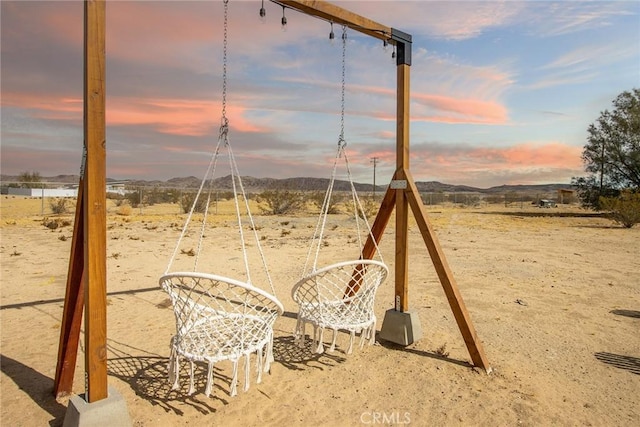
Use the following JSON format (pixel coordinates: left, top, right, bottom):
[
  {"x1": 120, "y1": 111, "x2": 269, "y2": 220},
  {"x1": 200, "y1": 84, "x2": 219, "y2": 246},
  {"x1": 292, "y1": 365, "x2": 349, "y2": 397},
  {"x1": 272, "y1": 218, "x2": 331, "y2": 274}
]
[{"x1": 1, "y1": 1, "x2": 638, "y2": 188}]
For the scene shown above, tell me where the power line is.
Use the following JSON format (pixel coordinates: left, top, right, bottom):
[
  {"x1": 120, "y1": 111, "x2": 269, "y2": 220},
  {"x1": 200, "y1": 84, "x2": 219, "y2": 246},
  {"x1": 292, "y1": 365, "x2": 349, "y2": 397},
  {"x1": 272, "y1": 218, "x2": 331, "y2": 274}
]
[{"x1": 370, "y1": 157, "x2": 379, "y2": 198}]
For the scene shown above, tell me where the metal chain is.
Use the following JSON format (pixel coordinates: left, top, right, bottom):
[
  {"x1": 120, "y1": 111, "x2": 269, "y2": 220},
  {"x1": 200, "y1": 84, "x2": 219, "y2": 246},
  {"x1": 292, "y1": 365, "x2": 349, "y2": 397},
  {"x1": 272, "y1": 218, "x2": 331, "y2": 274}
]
[
  {"x1": 339, "y1": 25, "x2": 347, "y2": 148},
  {"x1": 80, "y1": 143, "x2": 87, "y2": 178},
  {"x1": 221, "y1": 0, "x2": 229, "y2": 126}
]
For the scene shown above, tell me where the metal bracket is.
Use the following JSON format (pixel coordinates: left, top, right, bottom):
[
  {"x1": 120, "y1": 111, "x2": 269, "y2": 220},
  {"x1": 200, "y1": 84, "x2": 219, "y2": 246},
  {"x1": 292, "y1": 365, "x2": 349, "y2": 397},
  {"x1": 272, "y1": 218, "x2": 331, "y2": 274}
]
[
  {"x1": 391, "y1": 28, "x2": 412, "y2": 66},
  {"x1": 390, "y1": 180, "x2": 407, "y2": 189}
]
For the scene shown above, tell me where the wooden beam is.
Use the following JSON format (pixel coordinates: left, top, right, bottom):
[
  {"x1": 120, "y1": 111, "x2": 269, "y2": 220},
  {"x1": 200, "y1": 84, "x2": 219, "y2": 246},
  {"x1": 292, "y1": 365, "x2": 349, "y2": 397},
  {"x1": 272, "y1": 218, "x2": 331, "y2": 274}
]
[
  {"x1": 360, "y1": 178, "x2": 396, "y2": 260},
  {"x1": 393, "y1": 62, "x2": 411, "y2": 312},
  {"x1": 277, "y1": 1, "x2": 392, "y2": 42},
  {"x1": 83, "y1": 0, "x2": 108, "y2": 402},
  {"x1": 394, "y1": 171, "x2": 409, "y2": 312},
  {"x1": 404, "y1": 170, "x2": 491, "y2": 372},
  {"x1": 396, "y1": 64, "x2": 410, "y2": 169},
  {"x1": 345, "y1": 182, "x2": 396, "y2": 298},
  {"x1": 53, "y1": 178, "x2": 85, "y2": 398}
]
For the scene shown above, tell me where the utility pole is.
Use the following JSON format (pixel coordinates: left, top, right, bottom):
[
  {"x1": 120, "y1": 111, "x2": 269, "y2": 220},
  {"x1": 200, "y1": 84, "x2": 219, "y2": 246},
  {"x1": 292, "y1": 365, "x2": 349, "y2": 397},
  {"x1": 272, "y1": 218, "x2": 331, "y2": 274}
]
[
  {"x1": 370, "y1": 156, "x2": 379, "y2": 198},
  {"x1": 599, "y1": 139, "x2": 605, "y2": 195}
]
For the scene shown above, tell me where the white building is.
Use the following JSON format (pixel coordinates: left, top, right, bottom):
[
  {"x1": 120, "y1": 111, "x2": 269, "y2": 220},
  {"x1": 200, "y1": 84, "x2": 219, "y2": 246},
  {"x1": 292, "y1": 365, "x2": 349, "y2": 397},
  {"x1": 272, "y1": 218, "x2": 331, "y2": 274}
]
[{"x1": 6, "y1": 182, "x2": 130, "y2": 197}]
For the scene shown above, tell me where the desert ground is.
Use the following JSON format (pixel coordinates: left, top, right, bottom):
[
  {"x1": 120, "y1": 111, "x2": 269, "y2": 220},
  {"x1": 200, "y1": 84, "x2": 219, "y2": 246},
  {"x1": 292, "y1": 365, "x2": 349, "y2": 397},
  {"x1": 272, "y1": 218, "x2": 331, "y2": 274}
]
[{"x1": 1, "y1": 194, "x2": 638, "y2": 426}]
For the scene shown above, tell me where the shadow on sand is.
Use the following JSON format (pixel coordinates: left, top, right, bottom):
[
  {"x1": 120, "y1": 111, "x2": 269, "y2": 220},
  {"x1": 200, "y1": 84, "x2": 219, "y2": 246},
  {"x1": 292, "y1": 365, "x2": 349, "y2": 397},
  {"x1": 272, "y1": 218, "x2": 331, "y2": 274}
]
[
  {"x1": 376, "y1": 336, "x2": 474, "y2": 369},
  {"x1": 610, "y1": 309, "x2": 640, "y2": 319},
  {"x1": 0, "y1": 354, "x2": 67, "y2": 426},
  {"x1": 107, "y1": 341, "x2": 227, "y2": 416},
  {"x1": 594, "y1": 352, "x2": 640, "y2": 375},
  {"x1": 0, "y1": 286, "x2": 160, "y2": 311},
  {"x1": 105, "y1": 330, "x2": 346, "y2": 416}
]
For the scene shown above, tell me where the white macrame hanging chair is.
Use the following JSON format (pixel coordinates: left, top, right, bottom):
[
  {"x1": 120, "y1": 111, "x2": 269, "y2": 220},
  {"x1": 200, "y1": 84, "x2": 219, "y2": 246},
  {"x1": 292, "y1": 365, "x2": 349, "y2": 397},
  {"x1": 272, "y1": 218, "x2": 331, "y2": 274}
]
[
  {"x1": 291, "y1": 25, "x2": 388, "y2": 355},
  {"x1": 159, "y1": 0, "x2": 282, "y2": 398}
]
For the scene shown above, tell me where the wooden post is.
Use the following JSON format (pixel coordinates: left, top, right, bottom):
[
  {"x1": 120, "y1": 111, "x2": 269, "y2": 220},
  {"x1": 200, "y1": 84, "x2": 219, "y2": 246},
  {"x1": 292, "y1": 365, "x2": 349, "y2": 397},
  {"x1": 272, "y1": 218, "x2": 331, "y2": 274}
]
[
  {"x1": 404, "y1": 172, "x2": 491, "y2": 371},
  {"x1": 394, "y1": 61, "x2": 411, "y2": 312},
  {"x1": 361, "y1": 182, "x2": 396, "y2": 260},
  {"x1": 83, "y1": 0, "x2": 108, "y2": 402},
  {"x1": 54, "y1": 179, "x2": 85, "y2": 398}
]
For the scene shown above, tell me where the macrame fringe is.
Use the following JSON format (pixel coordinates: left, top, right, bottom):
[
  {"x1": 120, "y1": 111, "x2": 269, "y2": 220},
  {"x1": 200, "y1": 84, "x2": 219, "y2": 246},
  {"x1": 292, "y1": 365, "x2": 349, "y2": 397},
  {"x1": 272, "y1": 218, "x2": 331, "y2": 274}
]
[
  {"x1": 316, "y1": 327, "x2": 325, "y2": 354},
  {"x1": 168, "y1": 345, "x2": 179, "y2": 390},
  {"x1": 244, "y1": 353, "x2": 251, "y2": 392},
  {"x1": 170, "y1": 346, "x2": 280, "y2": 398},
  {"x1": 294, "y1": 322, "x2": 378, "y2": 355},
  {"x1": 205, "y1": 360, "x2": 214, "y2": 397},
  {"x1": 230, "y1": 359, "x2": 239, "y2": 397},
  {"x1": 256, "y1": 347, "x2": 264, "y2": 384},
  {"x1": 265, "y1": 331, "x2": 275, "y2": 372},
  {"x1": 368, "y1": 322, "x2": 376, "y2": 345},
  {"x1": 188, "y1": 361, "x2": 196, "y2": 395},
  {"x1": 359, "y1": 327, "x2": 367, "y2": 350},
  {"x1": 295, "y1": 319, "x2": 306, "y2": 348},
  {"x1": 347, "y1": 330, "x2": 355, "y2": 354},
  {"x1": 329, "y1": 328, "x2": 338, "y2": 353}
]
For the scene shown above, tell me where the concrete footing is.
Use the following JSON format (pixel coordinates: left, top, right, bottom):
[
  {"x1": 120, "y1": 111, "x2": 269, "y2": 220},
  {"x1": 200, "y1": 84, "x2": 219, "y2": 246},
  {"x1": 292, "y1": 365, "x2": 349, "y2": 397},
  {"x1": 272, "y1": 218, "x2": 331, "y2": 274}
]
[
  {"x1": 379, "y1": 309, "x2": 422, "y2": 346},
  {"x1": 63, "y1": 386, "x2": 131, "y2": 427}
]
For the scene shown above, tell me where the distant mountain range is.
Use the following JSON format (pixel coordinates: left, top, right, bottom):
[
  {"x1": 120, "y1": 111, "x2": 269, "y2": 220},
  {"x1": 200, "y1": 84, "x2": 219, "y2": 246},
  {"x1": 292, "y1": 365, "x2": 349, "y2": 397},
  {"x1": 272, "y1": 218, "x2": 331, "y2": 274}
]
[{"x1": 1, "y1": 174, "x2": 572, "y2": 195}]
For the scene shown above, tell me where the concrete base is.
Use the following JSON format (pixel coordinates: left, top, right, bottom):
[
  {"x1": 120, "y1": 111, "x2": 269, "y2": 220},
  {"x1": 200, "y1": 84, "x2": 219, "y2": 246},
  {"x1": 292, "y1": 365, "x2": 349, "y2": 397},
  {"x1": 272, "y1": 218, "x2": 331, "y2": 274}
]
[
  {"x1": 379, "y1": 309, "x2": 422, "y2": 346},
  {"x1": 63, "y1": 386, "x2": 131, "y2": 427}
]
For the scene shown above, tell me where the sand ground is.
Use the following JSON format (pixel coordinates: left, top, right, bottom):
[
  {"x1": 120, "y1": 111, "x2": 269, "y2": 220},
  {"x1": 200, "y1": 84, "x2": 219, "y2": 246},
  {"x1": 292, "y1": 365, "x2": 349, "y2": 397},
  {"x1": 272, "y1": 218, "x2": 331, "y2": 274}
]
[{"x1": 1, "y1": 195, "x2": 639, "y2": 426}]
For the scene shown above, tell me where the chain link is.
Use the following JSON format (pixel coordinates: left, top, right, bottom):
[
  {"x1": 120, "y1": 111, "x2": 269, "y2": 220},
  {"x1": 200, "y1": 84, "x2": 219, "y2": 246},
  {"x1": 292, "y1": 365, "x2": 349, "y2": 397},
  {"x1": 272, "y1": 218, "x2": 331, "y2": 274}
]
[
  {"x1": 221, "y1": 0, "x2": 229, "y2": 125},
  {"x1": 339, "y1": 25, "x2": 347, "y2": 149}
]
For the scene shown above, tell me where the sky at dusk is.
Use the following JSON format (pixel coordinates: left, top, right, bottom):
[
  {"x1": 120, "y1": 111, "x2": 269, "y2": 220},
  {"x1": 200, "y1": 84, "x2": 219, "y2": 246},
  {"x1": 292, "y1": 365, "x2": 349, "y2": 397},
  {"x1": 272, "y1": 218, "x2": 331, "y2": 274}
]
[{"x1": 1, "y1": 1, "x2": 639, "y2": 188}]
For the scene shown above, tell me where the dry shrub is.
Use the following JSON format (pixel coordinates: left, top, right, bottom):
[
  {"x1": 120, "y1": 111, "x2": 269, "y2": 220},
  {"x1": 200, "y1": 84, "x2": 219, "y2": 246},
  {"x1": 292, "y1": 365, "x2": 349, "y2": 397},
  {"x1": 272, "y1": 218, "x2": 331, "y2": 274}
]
[
  {"x1": 43, "y1": 218, "x2": 71, "y2": 230},
  {"x1": 49, "y1": 198, "x2": 69, "y2": 215},
  {"x1": 181, "y1": 248, "x2": 196, "y2": 257},
  {"x1": 435, "y1": 343, "x2": 450, "y2": 358},
  {"x1": 309, "y1": 191, "x2": 343, "y2": 214},
  {"x1": 600, "y1": 190, "x2": 640, "y2": 228},
  {"x1": 44, "y1": 220, "x2": 57, "y2": 230},
  {"x1": 116, "y1": 204, "x2": 132, "y2": 216},
  {"x1": 357, "y1": 196, "x2": 379, "y2": 220},
  {"x1": 179, "y1": 192, "x2": 209, "y2": 214},
  {"x1": 257, "y1": 190, "x2": 304, "y2": 215}
]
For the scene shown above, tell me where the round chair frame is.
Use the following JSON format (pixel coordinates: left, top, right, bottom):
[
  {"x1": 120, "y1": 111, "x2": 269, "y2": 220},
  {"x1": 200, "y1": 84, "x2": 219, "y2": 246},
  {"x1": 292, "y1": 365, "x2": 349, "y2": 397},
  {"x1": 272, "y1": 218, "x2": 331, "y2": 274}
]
[
  {"x1": 160, "y1": 272, "x2": 283, "y2": 397},
  {"x1": 291, "y1": 259, "x2": 388, "y2": 354}
]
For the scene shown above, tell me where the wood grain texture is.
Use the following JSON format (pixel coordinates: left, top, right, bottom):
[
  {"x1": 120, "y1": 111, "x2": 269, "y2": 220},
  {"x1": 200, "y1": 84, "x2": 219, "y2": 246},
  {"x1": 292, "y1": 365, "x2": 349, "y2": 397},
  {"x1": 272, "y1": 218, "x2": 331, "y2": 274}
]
[{"x1": 83, "y1": 0, "x2": 108, "y2": 402}]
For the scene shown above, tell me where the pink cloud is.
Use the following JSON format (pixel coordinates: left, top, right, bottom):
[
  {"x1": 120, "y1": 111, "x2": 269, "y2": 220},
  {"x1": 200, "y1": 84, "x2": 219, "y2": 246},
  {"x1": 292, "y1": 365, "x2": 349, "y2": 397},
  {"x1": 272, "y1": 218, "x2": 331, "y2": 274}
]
[
  {"x1": 104, "y1": 3, "x2": 219, "y2": 69},
  {"x1": 44, "y1": 6, "x2": 83, "y2": 46},
  {"x1": 471, "y1": 143, "x2": 583, "y2": 169},
  {"x1": 310, "y1": 79, "x2": 509, "y2": 125},
  {"x1": 3, "y1": 90, "x2": 265, "y2": 137},
  {"x1": 408, "y1": 142, "x2": 583, "y2": 186},
  {"x1": 108, "y1": 98, "x2": 265, "y2": 136},
  {"x1": 412, "y1": 93, "x2": 508, "y2": 125},
  {"x1": 368, "y1": 149, "x2": 395, "y2": 164},
  {"x1": 1, "y1": 2, "x2": 82, "y2": 49},
  {"x1": 2, "y1": 93, "x2": 82, "y2": 121}
]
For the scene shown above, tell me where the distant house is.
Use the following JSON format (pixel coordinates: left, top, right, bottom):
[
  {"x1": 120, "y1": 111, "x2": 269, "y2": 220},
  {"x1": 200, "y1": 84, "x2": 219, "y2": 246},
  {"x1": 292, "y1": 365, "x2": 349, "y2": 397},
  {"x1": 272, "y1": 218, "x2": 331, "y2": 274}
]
[
  {"x1": 7, "y1": 187, "x2": 78, "y2": 197},
  {"x1": 106, "y1": 182, "x2": 128, "y2": 195},
  {"x1": 7, "y1": 182, "x2": 130, "y2": 197},
  {"x1": 557, "y1": 188, "x2": 575, "y2": 204}
]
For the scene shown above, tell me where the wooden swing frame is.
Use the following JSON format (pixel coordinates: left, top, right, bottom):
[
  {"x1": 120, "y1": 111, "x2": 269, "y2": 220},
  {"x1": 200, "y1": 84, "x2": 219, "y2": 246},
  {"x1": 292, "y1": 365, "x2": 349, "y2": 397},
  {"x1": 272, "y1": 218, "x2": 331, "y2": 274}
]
[{"x1": 54, "y1": 0, "x2": 490, "y2": 404}]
